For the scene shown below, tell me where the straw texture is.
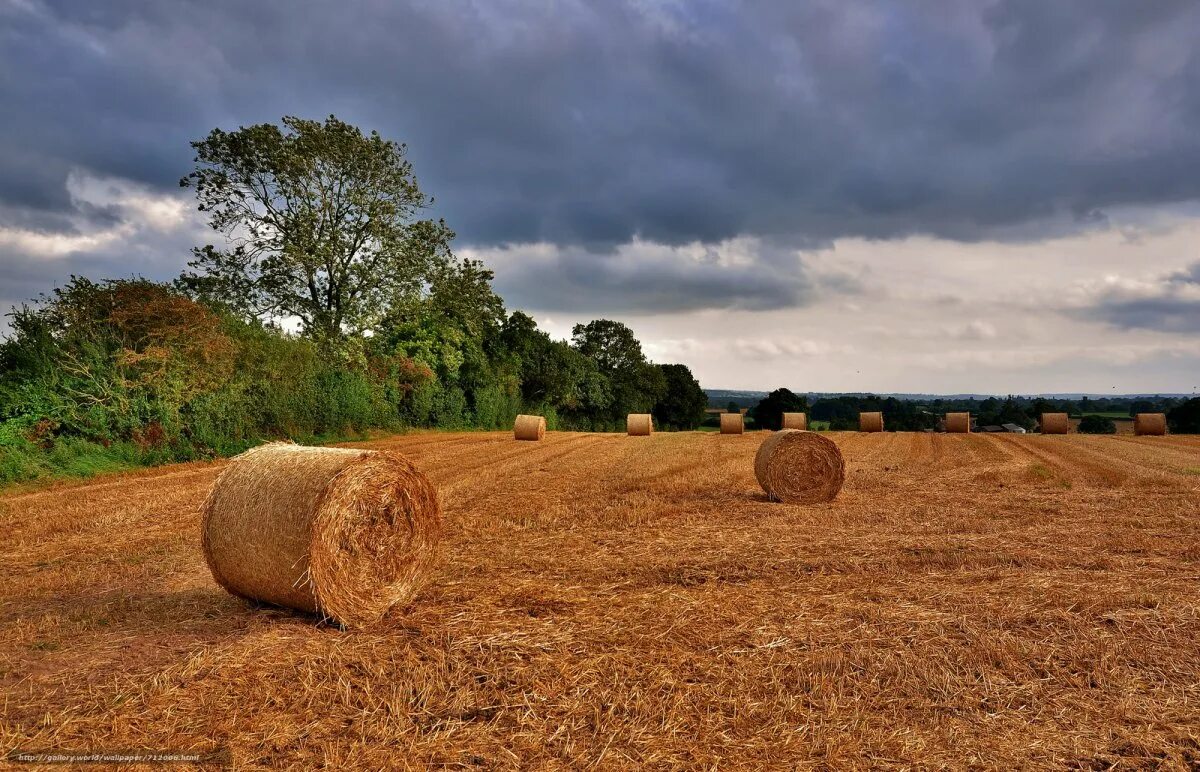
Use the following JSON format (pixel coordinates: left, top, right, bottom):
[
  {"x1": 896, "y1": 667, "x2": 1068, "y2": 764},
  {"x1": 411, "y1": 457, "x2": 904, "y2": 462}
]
[
  {"x1": 627, "y1": 414, "x2": 653, "y2": 436},
  {"x1": 201, "y1": 442, "x2": 441, "y2": 628},
  {"x1": 782, "y1": 412, "x2": 807, "y2": 430},
  {"x1": 1134, "y1": 413, "x2": 1167, "y2": 436},
  {"x1": 1040, "y1": 413, "x2": 1070, "y2": 434},
  {"x1": 945, "y1": 413, "x2": 970, "y2": 433},
  {"x1": 859, "y1": 412, "x2": 884, "y2": 432},
  {"x1": 720, "y1": 413, "x2": 745, "y2": 434},
  {"x1": 754, "y1": 429, "x2": 845, "y2": 504},
  {"x1": 514, "y1": 414, "x2": 546, "y2": 441}
]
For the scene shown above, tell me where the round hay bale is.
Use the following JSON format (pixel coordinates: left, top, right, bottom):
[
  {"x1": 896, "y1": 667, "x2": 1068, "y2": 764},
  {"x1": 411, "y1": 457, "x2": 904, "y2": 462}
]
[
  {"x1": 627, "y1": 414, "x2": 653, "y2": 436},
  {"x1": 1134, "y1": 412, "x2": 1166, "y2": 436},
  {"x1": 781, "y1": 412, "x2": 807, "y2": 430},
  {"x1": 514, "y1": 414, "x2": 546, "y2": 441},
  {"x1": 201, "y1": 442, "x2": 441, "y2": 628},
  {"x1": 754, "y1": 429, "x2": 845, "y2": 504},
  {"x1": 859, "y1": 412, "x2": 884, "y2": 432},
  {"x1": 1040, "y1": 413, "x2": 1070, "y2": 434},
  {"x1": 720, "y1": 412, "x2": 744, "y2": 434},
  {"x1": 945, "y1": 412, "x2": 971, "y2": 433}
]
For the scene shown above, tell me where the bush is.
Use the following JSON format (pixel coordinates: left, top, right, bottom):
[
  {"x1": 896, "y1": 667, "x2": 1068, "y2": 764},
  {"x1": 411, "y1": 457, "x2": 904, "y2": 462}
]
[
  {"x1": 1078, "y1": 415, "x2": 1116, "y2": 434},
  {"x1": 1167, "y1": 398, "x2": 1200, "y2": 434}
]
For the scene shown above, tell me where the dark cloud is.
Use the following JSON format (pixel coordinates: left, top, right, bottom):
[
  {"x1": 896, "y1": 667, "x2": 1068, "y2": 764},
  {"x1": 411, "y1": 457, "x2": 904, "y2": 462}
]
[
  {"x1": 2, "y1": 0, "x2": 1200, "y2": 315},
  {"x1": 483, "y1": 239, "x2": 854, "y2": 314},
  {"x1": 1080, "y1": 262, "x2": 1200, "y2": 333}
]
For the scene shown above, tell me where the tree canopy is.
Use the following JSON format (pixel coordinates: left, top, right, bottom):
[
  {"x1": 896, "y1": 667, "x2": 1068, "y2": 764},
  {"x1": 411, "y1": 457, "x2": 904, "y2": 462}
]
[
  {"x1": 748, "y1": 388, "x2": 808, "y2": 431},
  {"x1": 179, "y1": 115, "x2": 454, "y2": 343}
]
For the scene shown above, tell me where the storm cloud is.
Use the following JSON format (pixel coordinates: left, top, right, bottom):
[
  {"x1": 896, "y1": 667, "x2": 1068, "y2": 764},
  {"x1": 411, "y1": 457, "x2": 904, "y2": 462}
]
[
  {"x1": 4, "y1": 1, "x2": 1200, "y2": 249},
  {"x1": 3, "y1": 0, "x2": 1200, "y2": 392}
]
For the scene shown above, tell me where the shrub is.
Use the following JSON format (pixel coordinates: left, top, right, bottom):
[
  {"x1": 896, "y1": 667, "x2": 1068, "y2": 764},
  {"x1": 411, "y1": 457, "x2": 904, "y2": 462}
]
[{"x1": 1078, "y1": 415, "x2": 1116, "y2": 434}]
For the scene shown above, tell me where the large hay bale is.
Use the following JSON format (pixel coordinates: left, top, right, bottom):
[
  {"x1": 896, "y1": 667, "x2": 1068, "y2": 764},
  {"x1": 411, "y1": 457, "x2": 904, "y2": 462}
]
[
  {"x1": 514, "y1": 414, "x2": 546, "y2": 441},
  {"x1": 945, "y1": 412, "x2": 971, "y2": 433},
  {"x1": 1134, "y1": 412, "x2": 1167, "y2": 436},
  {"x1": 201, "y1": 442, "x2": 441, "y2": 628},
  {"x1": 720, "y1": 412, "x2": 744, "y2": 434},
  {"x1": 754, "y1": 429, "x2": 845, "y2": 504},
  {"x1": 627, "y1": 414, "x2": 653, "y2": 436},
  {"x1": 859, "y1": 412, "x2": 884, "y2": 432},
  {"x1": 1040, "y1": 413, "x2": 1069, "y2": 434},
  {"x1": 782, "y1": 412, "x2": 807, "y2": 430}
]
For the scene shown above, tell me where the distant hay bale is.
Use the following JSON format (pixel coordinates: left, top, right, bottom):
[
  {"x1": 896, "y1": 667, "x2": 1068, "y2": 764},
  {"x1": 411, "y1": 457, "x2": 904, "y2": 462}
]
[
  {"x1": 945, "y1": 412, "x2": 971, "y2": 433},
  {"x1": 627, "y1": 414, "x2": 653, "y2": 436},
  {"x1": 1040, "y1": 413, "x2": 1069, "y2": 434},
  {"x1": 859, "y1": 412, "x2": 884, "y2": 432},
  {"x1": 1134, "y1": 412, "x2": 1166, "y2": 436},
  {"x1": 782, "y1": 412, "x2": 807, "y2": 430},
  {"x1": 754, "y1": 429, "x2": 845, "y2": 504},
  {"x1": 514, "y1": 414, "x2": 546, "y2": 441},
  {"x1": 201, "y1": 442, "x2": 441, "y2": 628},
  {"x1": 720, "y1": 412, "x2": 744, "y2": 434}
]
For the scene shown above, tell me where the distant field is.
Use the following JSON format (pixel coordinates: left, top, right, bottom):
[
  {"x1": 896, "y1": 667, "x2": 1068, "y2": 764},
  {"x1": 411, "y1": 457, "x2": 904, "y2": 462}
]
[{"x1": 3, "y1": 431, "x2": 1200, "y2": 766}]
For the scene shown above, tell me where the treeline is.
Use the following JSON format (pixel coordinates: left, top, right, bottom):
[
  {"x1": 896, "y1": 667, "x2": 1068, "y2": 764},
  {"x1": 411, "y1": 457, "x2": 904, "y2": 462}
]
[
  {"x1": 0, "y1": 115, "x2": 713, "y2": 485},
  {"x1": 740, "y1": 389, "x2": 1200, "y2": 433},
  {"x1": 0, "y1": 278, "x2": 708, "y2": 484}
]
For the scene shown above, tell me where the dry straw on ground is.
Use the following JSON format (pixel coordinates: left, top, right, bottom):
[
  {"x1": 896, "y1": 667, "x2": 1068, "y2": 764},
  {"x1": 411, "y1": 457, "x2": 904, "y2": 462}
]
[
  {"x1": 945, "y1": 412, "x2": 971, "y2": 433},
  {"x1": 782, "y1": 412, "x2": 807, "y2": 430},
  {"x1": 1041, "y1": 413, "x2": 1070, "y2": 434},
  {"x1": 513, "y1": 414, "x2": 546, "y2": 441},
  {"x1": 1134, "y1": 413, "x2": 1167, "y2": 436},
  {"x1": 7, "y1": 431, "x2": 1200, "y2": 767},
  {"x1": 859, "y1": 411, "x2": 884, "y2": 432},
  {"x1": 201, "y1": 442, "x2": 441, "y2": 628},
  {"x1": 720, "y1": 412, "x2": 745, "y2": 434},
  {"x1": 754, "y1": 429, "x2": 845, "y2": 503},
  {"x1": 627, "y1": 414, "x2": 653, "y2": 436}
]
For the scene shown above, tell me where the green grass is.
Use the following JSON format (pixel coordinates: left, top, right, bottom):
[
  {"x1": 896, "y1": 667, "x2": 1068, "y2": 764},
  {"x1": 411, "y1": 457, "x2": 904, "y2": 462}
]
[{"x1": 1080, "y1": 412, "x2": 1134, "y2": 419}]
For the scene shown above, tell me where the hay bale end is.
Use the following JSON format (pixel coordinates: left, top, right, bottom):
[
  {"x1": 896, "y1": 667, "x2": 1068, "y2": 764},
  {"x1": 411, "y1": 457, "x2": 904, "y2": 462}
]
[
  {"x1": 201, "y1": 442, "x2": 441, "y2": 628},
  {"x1": 754, "y1": 429, "x2": 845, "y2": 503}
]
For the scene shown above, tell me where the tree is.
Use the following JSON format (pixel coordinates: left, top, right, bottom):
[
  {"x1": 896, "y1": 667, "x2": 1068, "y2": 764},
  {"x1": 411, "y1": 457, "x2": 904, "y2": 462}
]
[
  {"x1": 179, "y1": 115, "x2": 454, "y2": 343},
  {"x1": 500, "y1": 312, "x2": 599, "y2": 411},
  {"x1": 727, "y1": 401, "x2": 740, "y2": 415},
  {"x1": 1078, "y1": 415, "x2": 1116, "y2": 434},
  {"x1": 748, "y1": 388, "x2": 808, "y2": 431},
  {"x1": 1167, "y1": 397, "x2": 1200, "y2": 434},
  {"x1": 571, "y1": 320, "x2": 666, "y2": 424},
  {"x1": 653, "y1": 364, "x2": 707, "y2": 430}
]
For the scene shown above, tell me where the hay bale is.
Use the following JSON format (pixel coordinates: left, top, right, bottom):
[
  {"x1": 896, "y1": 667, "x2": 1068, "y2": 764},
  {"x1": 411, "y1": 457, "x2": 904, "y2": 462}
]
[
  {"x1": 720, "y1": 412, "x2": 744, "y2": 434},
  {"x1": 1040, "y1": 413, "x2": 1069, "y2": 434},
  {"x1": 201, "y1": 442, "x2": 441, "y2": 628},
  {"x1": 859, "y1": 412, "x2": 884, "y2": 432},
  {"x1": 781, "y1": 412, "x2": 807, "y2": 430},
  {"x1": 945, "y1": 412, "x2": 971, "y2": 433},
  {"x1": 1134, "y1": 412, "x2": 1166, "y2": 436},
  {"x1": 627, "y1": 414, "x2": 653, "y2": 436},
  {"x1": 514, "y1": 414, "x2": 546, "y2": 441},
  {"x1": 754, "y1": 429, "x2": 845, "y2": 504}
]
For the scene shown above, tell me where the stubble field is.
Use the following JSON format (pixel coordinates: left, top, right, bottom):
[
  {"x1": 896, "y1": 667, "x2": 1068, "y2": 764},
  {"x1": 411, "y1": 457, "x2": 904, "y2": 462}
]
[{"x1": 2, "y1": 431, "x2": 1200, "y2": 768}]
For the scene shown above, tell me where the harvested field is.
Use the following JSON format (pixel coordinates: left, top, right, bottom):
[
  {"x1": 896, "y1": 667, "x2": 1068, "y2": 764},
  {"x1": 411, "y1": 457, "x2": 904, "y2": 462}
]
[{"x1": 3, "y1": 431, "x2": 1200, "y2": 768}]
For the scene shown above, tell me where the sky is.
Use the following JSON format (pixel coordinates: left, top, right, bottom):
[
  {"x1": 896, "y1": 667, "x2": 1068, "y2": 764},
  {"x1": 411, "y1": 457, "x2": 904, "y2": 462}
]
[{"x1": 1, "y1": 0, "x2": 1199, "y2": 394}]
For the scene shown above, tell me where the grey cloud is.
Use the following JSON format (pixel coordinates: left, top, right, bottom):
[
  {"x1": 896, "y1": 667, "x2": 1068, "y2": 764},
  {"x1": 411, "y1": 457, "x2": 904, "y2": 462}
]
[
  {"x1": 484, "y1": 239, "x2": 845, "y2": 314},
  {"x1": 3, "y1": 0, "x2": 1200, "y2": 315},
  {"x1": 1080, "y1": 262, "x2": 1200, "y2": 333}
]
